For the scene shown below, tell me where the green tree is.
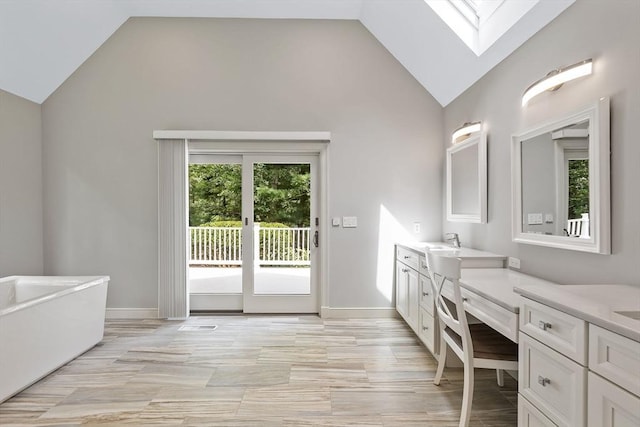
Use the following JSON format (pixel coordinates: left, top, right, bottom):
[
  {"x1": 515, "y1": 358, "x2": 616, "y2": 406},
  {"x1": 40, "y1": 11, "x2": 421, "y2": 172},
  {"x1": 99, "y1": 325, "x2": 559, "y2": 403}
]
[
  {"x1": 254, "y1": 163, "x2": 310, "y2": 227},
  {"x1": 567, "y1": 159, "x2": 589, "y2": 219},
  {"x1": 189, "y1": 163, "x2": 310, "y2": 227},
  {"x1": 189, "y1": 164, "x2": 242, "y2": 226}
]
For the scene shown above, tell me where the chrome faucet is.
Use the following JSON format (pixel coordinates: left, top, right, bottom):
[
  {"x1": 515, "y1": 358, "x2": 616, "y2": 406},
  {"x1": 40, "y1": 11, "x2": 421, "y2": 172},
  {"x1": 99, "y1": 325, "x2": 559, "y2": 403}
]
[{"x1": 445, "y1": 233, "x2": 461, "y2": 248}]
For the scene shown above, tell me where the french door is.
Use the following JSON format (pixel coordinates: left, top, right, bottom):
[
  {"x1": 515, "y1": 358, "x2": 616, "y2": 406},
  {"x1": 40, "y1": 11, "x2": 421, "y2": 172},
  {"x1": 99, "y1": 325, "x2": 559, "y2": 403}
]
[
  {"x1": 188, "y1": 154, "x2": 319, "y2": 313},
  {"x1": 189, "y1": 155, "x2": 244, "y2": 311}
]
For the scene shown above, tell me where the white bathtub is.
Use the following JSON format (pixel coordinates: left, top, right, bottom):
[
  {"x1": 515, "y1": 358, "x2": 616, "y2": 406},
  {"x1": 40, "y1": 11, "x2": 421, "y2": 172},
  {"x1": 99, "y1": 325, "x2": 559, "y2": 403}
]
[{"x1": 0, "y1": 275, "x2": 109, "y2": 403}]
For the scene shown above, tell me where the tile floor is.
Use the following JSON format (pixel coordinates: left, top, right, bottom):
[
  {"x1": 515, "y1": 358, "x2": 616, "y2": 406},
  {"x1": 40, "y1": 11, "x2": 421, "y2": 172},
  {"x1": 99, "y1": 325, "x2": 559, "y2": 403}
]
[{"x1": 0, "y1": 316, "x2": 517, "y2": 426}]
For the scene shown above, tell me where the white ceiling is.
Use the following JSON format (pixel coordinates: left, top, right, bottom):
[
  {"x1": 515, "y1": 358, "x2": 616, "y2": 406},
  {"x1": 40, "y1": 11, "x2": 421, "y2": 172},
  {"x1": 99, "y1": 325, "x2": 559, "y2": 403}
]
[{"x1": 0, "y1": 0, "x2": 574, "y2": 106}]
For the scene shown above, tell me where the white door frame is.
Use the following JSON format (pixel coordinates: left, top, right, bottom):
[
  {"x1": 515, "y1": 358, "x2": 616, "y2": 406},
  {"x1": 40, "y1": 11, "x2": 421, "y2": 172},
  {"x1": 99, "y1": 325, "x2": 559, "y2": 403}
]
[{"x1": 154, "y1": 131, "x2": 330, "y2": 318}]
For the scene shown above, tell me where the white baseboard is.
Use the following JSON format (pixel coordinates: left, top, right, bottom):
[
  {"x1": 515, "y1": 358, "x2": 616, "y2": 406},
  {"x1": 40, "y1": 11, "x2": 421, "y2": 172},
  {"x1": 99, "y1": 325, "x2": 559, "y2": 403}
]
[
  {"x1": 105, "y1": 308, "x2": 158, "y2": 319},
  {"x1": 320, "y1": 306, "x2": 398, "y2": 319},
  {"x1": 106, "y1": 307, "x2": 398, "y2": 320}
]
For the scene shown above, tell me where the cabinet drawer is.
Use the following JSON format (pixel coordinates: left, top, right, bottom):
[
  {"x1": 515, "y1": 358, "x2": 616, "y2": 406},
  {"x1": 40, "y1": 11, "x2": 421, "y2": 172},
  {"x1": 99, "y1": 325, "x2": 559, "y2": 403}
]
[
  {"x1": 589, "y1": 324, "x2": 640, "y2": 396},
  {"x1": 441, "y1": 280, "x2": 518, "y2": 342},
  {"x1": 518, "y1": 394, "x2": 557, "y2": 427},
  {"x1": 396, "y1": 246, "x2": 419, "y2": 270},
  {"x1": 419, "y1": 274, "x2": 434, "y2": 315},
  {"x1": 520, "y1": 298, "x2": 587, "y2": 364},
  {"x1": 461, "y1": 287, "x2": 518, "y2": 343},
  {"x1": 418, "y1": 255, "x2": 429, "y2": 276},
  {"x1": 588, "y1": 372, "x2": 640, "y2": 427},
  {"x1": 519, "y1": 333, "x2": 586, "y2": 427},
  {"x1": 418, "y1": 307, "x2": 436, "y2": 354}
]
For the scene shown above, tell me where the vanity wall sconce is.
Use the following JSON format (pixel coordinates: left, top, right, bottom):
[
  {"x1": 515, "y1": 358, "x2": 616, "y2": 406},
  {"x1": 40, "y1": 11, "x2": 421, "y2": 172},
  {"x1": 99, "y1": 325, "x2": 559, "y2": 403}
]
[
  {"x1": 522, "y1": 58, "x2": 593, "y2": 106},
  {"x1": 452, "y1": 121, "x2": 481, "y2": 144}
]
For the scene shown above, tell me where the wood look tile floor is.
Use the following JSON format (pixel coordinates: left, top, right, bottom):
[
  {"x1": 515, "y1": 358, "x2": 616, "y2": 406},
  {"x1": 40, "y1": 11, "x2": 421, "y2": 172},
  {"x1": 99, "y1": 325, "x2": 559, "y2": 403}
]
[{"x1": 0, "y1": 316, "x2": 517, "y2": 426}]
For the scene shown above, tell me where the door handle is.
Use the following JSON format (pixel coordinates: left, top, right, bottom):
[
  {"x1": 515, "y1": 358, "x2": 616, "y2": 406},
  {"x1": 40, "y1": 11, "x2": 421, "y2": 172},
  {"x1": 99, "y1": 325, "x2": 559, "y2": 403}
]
[{"x1": 313, "y1": 230, "x2": 319, "y2": 248}]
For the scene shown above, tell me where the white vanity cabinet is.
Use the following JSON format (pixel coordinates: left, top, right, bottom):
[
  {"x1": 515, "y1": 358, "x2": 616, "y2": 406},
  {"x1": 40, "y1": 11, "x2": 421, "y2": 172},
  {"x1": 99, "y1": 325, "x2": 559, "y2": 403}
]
[
  {"x1": 518, "y1": 298, "x2": 587, "y2": 427},
  {"x1": 395, "y1": 246, "x2": 433, "y2": 351},
  {"x1": 518, "y1": 394, "x2": 557, "y2": 427},
  {"x1": 395, "y1": 243, "x2": 506, "y2": 357},
  {"x1": 517, "y1": 289, "x2": 640, "y2": 427},
  {"x1": 588, "y1": 372, "x2": 640, "y2": 427},
  {"x1": 418, "y1": 267, "x2": 436, "y2": 353},
  {"x1": 587, "y1": 325, "x2": 640, "y2": 427},
  {"x1": 395, "y1": 253, "x2": 419, "y2": 330}
]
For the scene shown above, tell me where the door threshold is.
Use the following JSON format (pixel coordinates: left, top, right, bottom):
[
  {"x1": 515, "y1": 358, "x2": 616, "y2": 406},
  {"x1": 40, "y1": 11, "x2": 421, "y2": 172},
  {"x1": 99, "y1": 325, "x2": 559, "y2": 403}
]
[{"x1": 190, "y1": 310, "x2": 243, "y2": 316}]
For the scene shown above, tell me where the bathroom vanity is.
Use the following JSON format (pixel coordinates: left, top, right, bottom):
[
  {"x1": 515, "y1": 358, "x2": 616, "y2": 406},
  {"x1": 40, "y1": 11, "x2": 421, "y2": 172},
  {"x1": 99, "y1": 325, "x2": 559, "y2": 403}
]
[
  {"x1": 515, "y1": 283, "x2": 640, "y2": 427},
  {"x1": 395, "y1": 243, "x2": 639, "y2": 426},
  {"x1": 394, "y1": 242, "x2": 506, "y2": 356}
]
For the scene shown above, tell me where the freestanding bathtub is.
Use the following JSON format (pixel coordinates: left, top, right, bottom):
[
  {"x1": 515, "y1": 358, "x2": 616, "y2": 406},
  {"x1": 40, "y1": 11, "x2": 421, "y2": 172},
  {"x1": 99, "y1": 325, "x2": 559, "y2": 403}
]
[{"x1": 0, "y1": 275, "x2": 109, "y2": 403}]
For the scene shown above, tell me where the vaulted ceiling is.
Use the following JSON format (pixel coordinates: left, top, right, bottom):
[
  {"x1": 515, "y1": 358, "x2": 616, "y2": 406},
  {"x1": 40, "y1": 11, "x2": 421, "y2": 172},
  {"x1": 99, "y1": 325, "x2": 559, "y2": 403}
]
[{"x1": 0, "y1": 0, "x2": 574, "y2": 106}]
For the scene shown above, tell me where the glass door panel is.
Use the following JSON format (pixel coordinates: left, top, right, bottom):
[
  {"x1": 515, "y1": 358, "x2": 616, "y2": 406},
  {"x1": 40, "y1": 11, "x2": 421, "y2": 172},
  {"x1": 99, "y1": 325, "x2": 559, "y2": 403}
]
[
  {"x1": 242, "y1": 155, "x2": 318, "y2": 313},
  {"x1": 253, "y1": 162, "x2": 311, "y2": 295},
  {"x1": 188, "y1": 155, "x2": 243, "y2": 311}
]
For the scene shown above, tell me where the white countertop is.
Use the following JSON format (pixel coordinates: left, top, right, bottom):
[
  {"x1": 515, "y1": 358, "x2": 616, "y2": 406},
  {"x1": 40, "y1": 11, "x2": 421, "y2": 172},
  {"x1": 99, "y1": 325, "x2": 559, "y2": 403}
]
[
  {"x1": 397, "y1": 242, "x2": 640, "y2": 342},
  {"x1": 397, "y1": 241, "x2": 506, "y2": 262},
  {"x1": 458, "y1": 268, "x2": 560, "y2": 314},
  {"x1": 515, "y1": 282, "x2": 640, "y2": 342}
]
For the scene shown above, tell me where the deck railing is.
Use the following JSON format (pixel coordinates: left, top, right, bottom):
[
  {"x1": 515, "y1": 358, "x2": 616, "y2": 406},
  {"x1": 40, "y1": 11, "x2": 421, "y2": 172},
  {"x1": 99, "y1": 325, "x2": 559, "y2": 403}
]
[
  {"x1": 189, "y1": 225, "x2": 310, "y2": 266},
  {"x1": 567, "y1": 213, "x2": 590, "y2": 238}
]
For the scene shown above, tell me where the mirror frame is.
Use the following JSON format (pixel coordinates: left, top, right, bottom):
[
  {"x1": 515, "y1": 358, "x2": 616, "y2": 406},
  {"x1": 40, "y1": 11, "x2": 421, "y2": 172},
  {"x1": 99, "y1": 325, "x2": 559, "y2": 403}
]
[
  {"x1": 511, "y1": 97, "x2": 610, "y2": 254},
  {"x1": 446, "y1": 130, "x2": 487, "y2": 223}
]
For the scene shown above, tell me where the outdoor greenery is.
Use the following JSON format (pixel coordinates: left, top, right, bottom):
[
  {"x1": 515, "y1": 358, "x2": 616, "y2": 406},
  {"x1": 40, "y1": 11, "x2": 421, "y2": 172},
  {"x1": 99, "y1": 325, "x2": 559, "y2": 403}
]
[
  {"x1": 189, "y1": 163, "x2": 311, "y2": 227},
  {"x1": 189, "y1": 164, "x2": 312, "y2": 265},
  {"x1": 253, "y1": 163, "x2": 311, "y2": 227},
  {"x1": 189, "y1": 164, "x2": 242, "y2": 226},
  {"x1": 567, "y1": 159, "x2": 589, "y2": 219},
  {"x1": 198, "y1": 221, "x2": 287, "y2": 229}
]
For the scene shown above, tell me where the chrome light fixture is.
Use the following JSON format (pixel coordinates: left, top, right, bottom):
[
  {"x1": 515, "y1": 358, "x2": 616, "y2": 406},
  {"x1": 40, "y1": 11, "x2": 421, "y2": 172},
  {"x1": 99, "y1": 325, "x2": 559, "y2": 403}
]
[
  {"x1": 522, "y1": 59, "x2": 593, "y2": 106},
  {"x1": 452, "y1": 121, "x2": 481, "y2": 144}
]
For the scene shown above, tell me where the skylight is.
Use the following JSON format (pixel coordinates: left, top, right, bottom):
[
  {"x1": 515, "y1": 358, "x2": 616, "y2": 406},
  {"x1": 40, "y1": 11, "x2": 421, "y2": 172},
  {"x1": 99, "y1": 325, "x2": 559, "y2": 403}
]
[
  {"x1": 426, "y1": 0, "x2": 539, "y2": 56},
  {"x1": 451, "y1": 0, "x2": 480, "y2": 29}
]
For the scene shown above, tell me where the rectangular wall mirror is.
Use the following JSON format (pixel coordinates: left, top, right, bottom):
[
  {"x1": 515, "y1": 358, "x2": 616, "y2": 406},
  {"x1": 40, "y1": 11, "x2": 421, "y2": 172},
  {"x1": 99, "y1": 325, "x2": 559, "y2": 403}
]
[
  {"x1": 511, "y1": 97, "x2": 610, "y2": 253},
  {"x1": 446, "y1": 129, "x2": 487, "y2": 223}
]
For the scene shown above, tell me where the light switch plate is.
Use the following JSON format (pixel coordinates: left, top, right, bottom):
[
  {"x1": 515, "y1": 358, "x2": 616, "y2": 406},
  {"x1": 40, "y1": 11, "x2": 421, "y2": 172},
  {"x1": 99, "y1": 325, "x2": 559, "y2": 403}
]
[
  {"x1": 527, "y1": 213, "x2": 543, "y2": 225},
  {"x1": 413, "y1": 222, "x2": 421, "y2": 234},
  {"x1": 332, "y1": 217, "x2": 341, "y2": 227},
  {"x1": 508, "y1": 257, "x2": 521, "y2": 269},
  {"x1": 342, "y1": 216, "x2": 358, "y2": 228}
]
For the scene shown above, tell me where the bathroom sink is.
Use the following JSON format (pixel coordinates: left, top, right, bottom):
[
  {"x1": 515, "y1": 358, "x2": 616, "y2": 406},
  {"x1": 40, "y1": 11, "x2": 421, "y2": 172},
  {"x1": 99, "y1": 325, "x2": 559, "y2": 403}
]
[
  {"x1": 423, "y1": 242, "x2": 456, "y2": 250},
  {"x1": 614, "y1": 310, "x2": 640, "y2": 321}
]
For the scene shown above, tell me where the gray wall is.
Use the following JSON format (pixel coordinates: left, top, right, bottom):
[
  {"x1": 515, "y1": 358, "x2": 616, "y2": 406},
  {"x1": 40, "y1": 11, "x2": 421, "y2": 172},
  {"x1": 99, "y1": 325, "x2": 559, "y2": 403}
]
[
  {"x1": 521, "y1": 133, "x2": 556, "y2": 235},
  {"x1": 450, "y1": 142, "x2": 479, "y2": 216},
  {"x1": 443, "y1": 0, "x2": 640, "y2": 285},
  {"x1": 0, "y1": 89, "x2": 43, "y2": 276},
  {"x1": 41, "y1": 18, "x2": 444, "y2": 310}
]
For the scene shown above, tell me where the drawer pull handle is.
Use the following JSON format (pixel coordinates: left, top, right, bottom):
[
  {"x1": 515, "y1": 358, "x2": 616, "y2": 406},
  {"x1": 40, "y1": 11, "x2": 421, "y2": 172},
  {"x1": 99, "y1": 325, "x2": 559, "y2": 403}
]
[
  {"x1": 422, "y1": 326, "x2": 429, "y2": 331},
  {"x1": 537, "y1": 376, "x2": 551, "y2": 387},
  {"x1": 538, "y1": 321, "x2": 552, "y2": 331},
  {"x1": 422, "y1": 292, "x2": 429, "y2": 297},
  {"x1": 402, "y1": 268, "x2": 409, "y2": 273},
  {"x1": 404, "y1": 255, "x2": 411, "y2": 259},
  {"x1": 421, "y1": 263, "x2": 427, "y2": 269},
  {"x1": 462, "y1": 297, "x2": 469, "y2": 302}
]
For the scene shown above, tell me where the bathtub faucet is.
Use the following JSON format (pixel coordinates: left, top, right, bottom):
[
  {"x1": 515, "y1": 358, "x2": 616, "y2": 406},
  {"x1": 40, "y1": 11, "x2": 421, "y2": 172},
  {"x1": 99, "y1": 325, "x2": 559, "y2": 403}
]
[{"x1": 444, "y1": 233, "x2": 461, "y2": 248}]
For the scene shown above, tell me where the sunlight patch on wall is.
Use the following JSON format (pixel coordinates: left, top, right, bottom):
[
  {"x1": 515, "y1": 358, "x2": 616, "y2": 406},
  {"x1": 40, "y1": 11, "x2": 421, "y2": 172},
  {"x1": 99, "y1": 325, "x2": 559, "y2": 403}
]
[{"x1": 376, "y1": 204, "x2": 413, "y2": 303}]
